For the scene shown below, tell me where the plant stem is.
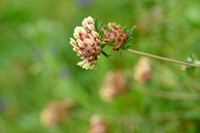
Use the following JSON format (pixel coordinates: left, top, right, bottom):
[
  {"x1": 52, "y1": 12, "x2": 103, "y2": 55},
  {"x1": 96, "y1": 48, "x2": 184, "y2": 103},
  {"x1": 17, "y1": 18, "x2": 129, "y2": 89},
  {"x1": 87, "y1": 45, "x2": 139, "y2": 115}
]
[{"x1": 127, "y1": 49, "x2": 200, "y2": 68}]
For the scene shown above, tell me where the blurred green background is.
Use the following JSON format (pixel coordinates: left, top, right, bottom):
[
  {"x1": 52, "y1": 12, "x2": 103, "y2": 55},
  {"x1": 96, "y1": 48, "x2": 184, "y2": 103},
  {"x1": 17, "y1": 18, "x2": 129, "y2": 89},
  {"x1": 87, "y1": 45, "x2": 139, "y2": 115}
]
[{"x1": 1, "y1": 0, "x2": 200, "y2": 132}]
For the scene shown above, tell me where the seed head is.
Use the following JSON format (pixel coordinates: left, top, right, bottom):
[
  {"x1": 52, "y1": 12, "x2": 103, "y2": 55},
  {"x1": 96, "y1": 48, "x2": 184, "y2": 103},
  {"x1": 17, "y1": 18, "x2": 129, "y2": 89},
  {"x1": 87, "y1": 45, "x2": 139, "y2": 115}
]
[{"x1": 102, "y1": 22, "x2": 129, "y2": 51}]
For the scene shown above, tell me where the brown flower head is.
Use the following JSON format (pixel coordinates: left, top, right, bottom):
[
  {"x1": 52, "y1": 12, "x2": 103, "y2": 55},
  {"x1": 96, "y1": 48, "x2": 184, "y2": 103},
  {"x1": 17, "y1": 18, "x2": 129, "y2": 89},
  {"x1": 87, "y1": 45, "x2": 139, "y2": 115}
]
[
  {"x1": 40, "y1": 98, "x2": 74, "y2": 127},
  {"x1": 89, "y1": 115, "x2": 109, "y2": 133},
  {"x1": 102, "y1": 22, "x2": 129, "y2": 51},
  {"x1": 100, "y1": 71, "x2": 129, "y2": 102},
  {"x1": 70, "y1": 16, "x2": 102, "y2": 70}
]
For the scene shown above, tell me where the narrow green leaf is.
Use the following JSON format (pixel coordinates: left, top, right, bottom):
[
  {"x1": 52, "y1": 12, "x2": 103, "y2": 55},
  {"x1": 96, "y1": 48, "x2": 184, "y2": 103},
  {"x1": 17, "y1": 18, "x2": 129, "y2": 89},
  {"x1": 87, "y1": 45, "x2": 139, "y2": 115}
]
[
  {"x1": 98, "y1": 22, "x2": 103, "y2": 32},
  {"x1": 101, "y1": 43, "x2": 107, "y2": 49},
  {"x1": 94, "y1": 18, "x2": 98, "y2": 30},
  {"x1": 123, "y1": 45, "x2": 132, "y2": 50},
  {"x1": 102, "y1": 24, "x2": 106, "y2": 29},
  {"x1": 122, "y1": 26, "x2": 127, "y2": 34},
  {"x1": 125, "y1": 37, "x2": 133, "y2": 44},
  {"x1": 128, "y1": 25, "x2": 136, "y2": 38},
  {"x1": 99, "y1": 24, "x2": 106, "y2": 39},
  {"x1": 101, "y1": 50, "x2": 110, "y2": 58},
  {"x1": 192, "y1": 54, "x2": 197, "y2": 60}
]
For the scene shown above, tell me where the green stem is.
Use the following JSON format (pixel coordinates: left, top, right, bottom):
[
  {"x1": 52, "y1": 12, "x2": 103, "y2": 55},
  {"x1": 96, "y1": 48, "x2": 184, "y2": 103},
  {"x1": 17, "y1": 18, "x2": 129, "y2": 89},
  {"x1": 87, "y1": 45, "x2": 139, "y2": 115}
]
[{"x1": 127, "y1": 49, "x2": 200, "y2": 68}]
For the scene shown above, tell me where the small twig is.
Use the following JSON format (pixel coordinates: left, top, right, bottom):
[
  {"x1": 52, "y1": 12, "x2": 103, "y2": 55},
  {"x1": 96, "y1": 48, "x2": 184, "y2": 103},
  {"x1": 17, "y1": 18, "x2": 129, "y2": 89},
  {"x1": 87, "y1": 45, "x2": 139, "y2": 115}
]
[{"x1": 127, "y1": 49, "x2": 200, "y2": 68}]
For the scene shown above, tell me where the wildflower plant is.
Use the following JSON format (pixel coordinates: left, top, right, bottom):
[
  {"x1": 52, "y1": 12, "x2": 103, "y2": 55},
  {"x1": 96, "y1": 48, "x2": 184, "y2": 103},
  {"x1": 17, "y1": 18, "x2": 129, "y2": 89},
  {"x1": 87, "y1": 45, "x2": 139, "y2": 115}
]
[{"x1": 70, "y1": 16, "x2": 200, "y2": 70}]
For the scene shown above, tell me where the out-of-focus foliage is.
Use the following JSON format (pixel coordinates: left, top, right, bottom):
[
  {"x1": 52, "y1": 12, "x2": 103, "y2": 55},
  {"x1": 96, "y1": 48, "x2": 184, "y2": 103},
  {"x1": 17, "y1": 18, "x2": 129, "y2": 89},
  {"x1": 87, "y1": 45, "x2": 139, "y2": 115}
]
[{"x1": 0, "y1": 0, "x2": 200, "y2": 132}]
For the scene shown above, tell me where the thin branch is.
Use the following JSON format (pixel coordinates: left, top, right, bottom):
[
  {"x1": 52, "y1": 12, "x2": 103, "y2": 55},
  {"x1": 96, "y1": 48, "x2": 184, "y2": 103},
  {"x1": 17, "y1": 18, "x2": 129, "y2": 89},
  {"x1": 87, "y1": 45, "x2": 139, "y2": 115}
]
[{"x1": 127, "y1": 49, "x2": 200, "y2": 68}]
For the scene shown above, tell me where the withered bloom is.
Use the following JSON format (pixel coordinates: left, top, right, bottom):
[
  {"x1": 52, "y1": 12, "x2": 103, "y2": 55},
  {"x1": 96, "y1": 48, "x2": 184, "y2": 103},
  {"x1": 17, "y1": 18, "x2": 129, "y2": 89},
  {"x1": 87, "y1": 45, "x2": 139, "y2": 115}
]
[
  {"x1": 100, "y1": 71, "x2": 129, "y2": 101},
  {"x1": 89, "y1": 115, "x2": 109, "y2": 133},
  {"x1": 40, "y1": 98, "x2": 74, "y2": 127},
  {"x1": 134, "y1": 57, "x2": 152, "y2": 83},
  {"x1": 102, "y1": 22, "x2": 129, "y2": 51},
  {"x1": 70, "y1": 16, "x2": 101, "y2": 70}
]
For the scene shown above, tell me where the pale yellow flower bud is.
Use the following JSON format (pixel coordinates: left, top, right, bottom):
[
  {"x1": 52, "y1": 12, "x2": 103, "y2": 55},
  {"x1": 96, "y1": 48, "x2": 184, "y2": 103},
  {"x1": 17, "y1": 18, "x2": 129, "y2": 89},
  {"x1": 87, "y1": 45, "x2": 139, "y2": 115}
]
[
  {"x1": 77, "y1": 61, "x2": 84, "y2": 67},
  {"x1": 90, "y1": 64, "x2": 97, "y2": 70},
  {"x1": 91, "y1": 30, "x2": 99, "y2": 38},
  {"x1": 73, "y1": 46, "x2": 79, "y2": 51},
  {"x1": 82, "y1": 22, "x2": 87, "y2": 28},
  {"x1": 85, "y1": 38, "x2": 93, "y2": 46},
  {"x1": 70, "y1": 38, "x2": 77, "y2": 45},
  {"x1": 77, "y1": 59, "x2": 88, "y2": 67},
  {"x1": 83, "y1": 62, "x2": 91, "y2": 69},
  {"x1": 74, "y1": 27, "x2": 82, "y2": 39},
  {"x1": 88, "y1": 24, "x2": 95, "y2": 30},
  {"x1": 79, "y1": 27, "x2": 87, "y2": 36},
  {"x1": 77, "y1": 51, "x2": 83, "y2": 56},
  {"x1": 77, "y1": 39, "x2": 84, "y2": 47},
  {"x1": 87, "y1": 16, "x2": 94, "y2": 24}
]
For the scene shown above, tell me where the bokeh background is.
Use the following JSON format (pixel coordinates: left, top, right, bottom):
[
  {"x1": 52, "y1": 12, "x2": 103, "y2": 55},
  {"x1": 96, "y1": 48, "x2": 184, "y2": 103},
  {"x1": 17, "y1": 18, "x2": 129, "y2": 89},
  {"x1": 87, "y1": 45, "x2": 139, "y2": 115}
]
[{"x1": 1, "y1": 0, "x2": 200, "y2": 132}]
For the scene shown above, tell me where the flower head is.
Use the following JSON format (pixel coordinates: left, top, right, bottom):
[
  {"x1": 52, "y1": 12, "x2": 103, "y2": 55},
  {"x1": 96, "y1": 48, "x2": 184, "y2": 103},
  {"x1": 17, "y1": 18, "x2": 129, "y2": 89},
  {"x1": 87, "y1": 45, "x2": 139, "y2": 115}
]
[
  {"x1": 40, "y1": 98, "x2": 75, "y2": 127},
  {"x1": 100, "y1": 71, "x2": 129, "y2": 101},
  {"x1": 102, "y1": 22, "x2": 129, "y2": 51},
  {"x1": 134, "y1": 57, "x2": 152, "y2": 83},
  {"x1": 89, "y1": 115, "x2": 109, "y2": 133},
  {"x1": 70, "y1": 16, "x2": 102, "y2": 70}
]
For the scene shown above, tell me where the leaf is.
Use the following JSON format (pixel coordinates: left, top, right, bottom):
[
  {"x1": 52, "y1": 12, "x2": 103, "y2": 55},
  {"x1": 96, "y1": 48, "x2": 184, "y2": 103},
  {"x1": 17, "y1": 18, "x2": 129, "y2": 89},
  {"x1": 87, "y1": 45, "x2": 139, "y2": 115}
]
[
  {"x1": 98, "y1": 21, "x2": 103, "y2": 32},
  {"x1": 102, "y1": 24, "x2": 106, "y2": 29},
  {"x1": 125, "y1": 37, "x2": 133, "y2": 44},
  {"x1": 101, "y1": 50, "x2": 111, "y2": 58},
  {"x1": 122, "y1": 26, "x2": 127, "y2": 34},
  {"x1": 112, "y1": 24, "x2": 116, "y2": 29},
  {"x1": 101, "y1": 43, "x2": 107, "y2": 49},
  {"x1": 99, "y1": 24, "x2": 106, "y2": 39},
  {"x1": 123, "y1": 45, "x2": 132, "y2": 50},
  {"x1": 191, "y1": 54, "x2": 197, "y2": 60},
  {"x1": 128, "y1": 25, "x2": 136, "y2": 38},
  {"x1": 94, "y1": 18, "x2": 98, "y2": 30}
]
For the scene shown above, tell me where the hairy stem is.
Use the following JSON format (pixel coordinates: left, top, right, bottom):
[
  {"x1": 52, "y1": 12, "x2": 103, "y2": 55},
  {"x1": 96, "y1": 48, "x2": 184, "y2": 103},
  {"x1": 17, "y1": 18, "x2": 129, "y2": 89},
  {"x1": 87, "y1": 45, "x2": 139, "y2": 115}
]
[{"x1": 127, "y1": 49, "x2": 200, "y2": 68}]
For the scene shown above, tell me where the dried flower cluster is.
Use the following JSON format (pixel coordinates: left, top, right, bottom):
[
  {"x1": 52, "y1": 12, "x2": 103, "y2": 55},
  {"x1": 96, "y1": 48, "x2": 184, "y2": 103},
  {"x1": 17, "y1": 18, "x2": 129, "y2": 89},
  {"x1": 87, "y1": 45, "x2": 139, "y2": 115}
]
[
  {"x1": 89, "y1": 115, "x2": 109, "y2": 133},
  {"x1": 134, "y1": 57, "x2": 152, "y2": 83},
  {"x1": 100, "y1": 71, "x2": 129, "y2": 101},
  {"x1": 102, "y1": 22, "x2": 129, "y2": 51},
  {"x1": 70, "y1": 16, "x2": 102, "y2": 70},
  {"x1": 40, "y1": 98, "x2": 74, "y2": 127}
]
